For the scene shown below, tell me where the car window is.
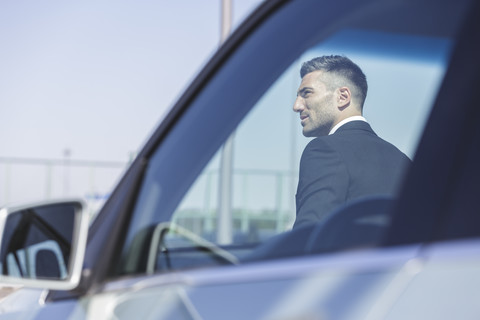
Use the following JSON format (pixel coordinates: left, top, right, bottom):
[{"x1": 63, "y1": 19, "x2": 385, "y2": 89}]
[
  {"x1": 113, "y1": 0, "x2": 468, "y2": 277},
  {"x1": 154, "y1": 31, "x2": 450, "y2": 269}
]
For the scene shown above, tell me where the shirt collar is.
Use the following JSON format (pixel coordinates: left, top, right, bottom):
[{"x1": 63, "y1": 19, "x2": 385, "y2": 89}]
[{"x1": 329, "y1": 116, "x2": 367, "y2": 135}]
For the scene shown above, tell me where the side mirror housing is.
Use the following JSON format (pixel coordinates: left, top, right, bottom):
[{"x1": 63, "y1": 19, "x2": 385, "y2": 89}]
[{"x1": 0, "y1": 200, "x2": 89, "y2": 290}]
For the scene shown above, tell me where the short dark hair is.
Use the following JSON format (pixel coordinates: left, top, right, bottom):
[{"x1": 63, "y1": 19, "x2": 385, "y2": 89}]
[{"x1": 300, "y1": 55, "x2": 368, "y2": 108}]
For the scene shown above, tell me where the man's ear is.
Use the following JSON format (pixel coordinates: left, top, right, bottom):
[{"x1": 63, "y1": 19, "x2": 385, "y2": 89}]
[{"x1": 337, "y1": 87, "x2": 351, "y2": 109}]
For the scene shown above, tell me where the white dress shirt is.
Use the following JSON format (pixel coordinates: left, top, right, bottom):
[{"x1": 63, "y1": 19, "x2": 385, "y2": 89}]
[{"x1": 329, "y1": 116, "x2": 368, "y2": 135}]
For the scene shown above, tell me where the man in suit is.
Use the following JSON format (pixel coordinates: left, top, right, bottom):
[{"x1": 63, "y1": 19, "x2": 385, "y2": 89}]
[{"x1": 293, "y1": 55, "x2": 410, "y2": 228}]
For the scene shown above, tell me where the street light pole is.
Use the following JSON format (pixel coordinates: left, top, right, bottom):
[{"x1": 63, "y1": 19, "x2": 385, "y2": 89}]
[
  {"x1": 221, "y1": 0, "x2": 232, "y2": 41},
  {"x1": 217, "y1": 0, "x2": 234, "y2": 245}
]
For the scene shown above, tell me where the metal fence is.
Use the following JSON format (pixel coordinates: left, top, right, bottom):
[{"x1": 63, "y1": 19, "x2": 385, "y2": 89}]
[
  {"x1": 0, "y1": 157, "x2": 129, "y2": 215},
  {"x1": 0, "y1": 157, "x2": 297, "y2": 230}
]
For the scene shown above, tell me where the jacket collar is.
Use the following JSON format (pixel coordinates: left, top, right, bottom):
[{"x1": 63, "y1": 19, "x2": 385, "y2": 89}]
[{"x1": 329, "y1": 116, "x2": 367, "y2": 135}]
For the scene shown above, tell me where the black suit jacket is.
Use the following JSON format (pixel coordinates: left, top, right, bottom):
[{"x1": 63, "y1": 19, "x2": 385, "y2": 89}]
[{"x1": 294, "y1": 121, "x2": 411, "y2": 228}]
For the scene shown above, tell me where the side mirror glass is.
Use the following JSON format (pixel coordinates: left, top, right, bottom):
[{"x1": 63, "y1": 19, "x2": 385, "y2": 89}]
[{"x1": 0, "y1": 200, "x2": 89, "y2": 290}]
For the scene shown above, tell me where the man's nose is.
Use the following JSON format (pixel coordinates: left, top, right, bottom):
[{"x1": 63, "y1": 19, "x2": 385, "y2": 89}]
[{"x1": 293, "y1": 97, "x2": 304, "y2": 112}]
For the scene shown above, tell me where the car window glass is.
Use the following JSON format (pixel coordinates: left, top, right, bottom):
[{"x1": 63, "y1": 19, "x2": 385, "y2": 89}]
[
  {"x1": 128, "y1": 32, "x2": 450, "y2": 275},
  {"x1": 114, "y1": 0, "x2": 463, "y2": 276}
]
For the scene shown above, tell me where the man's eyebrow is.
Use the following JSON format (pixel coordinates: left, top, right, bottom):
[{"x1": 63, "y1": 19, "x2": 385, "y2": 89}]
[{"x1": 297, "y1": 87, "x2": 313, "y2": 96}]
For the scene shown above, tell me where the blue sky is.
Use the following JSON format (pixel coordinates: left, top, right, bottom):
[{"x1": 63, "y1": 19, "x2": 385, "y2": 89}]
[
  {"x1": 0, "y1": 1, "x2": 263, "y2": 206},
  {"x1": 0, "y1": 1, "x2": 262, "y2": 162}
]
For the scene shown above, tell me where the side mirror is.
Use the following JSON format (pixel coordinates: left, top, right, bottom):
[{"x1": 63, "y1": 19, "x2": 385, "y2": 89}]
[{"x1": 0, "y1": 200, "x2": 89, "y2": 290}]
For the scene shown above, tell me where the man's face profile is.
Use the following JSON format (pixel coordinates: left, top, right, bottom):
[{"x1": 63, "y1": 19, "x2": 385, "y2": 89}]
[{"x1": 293, "y1": 70, "x2": 337, "y2": 137}]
